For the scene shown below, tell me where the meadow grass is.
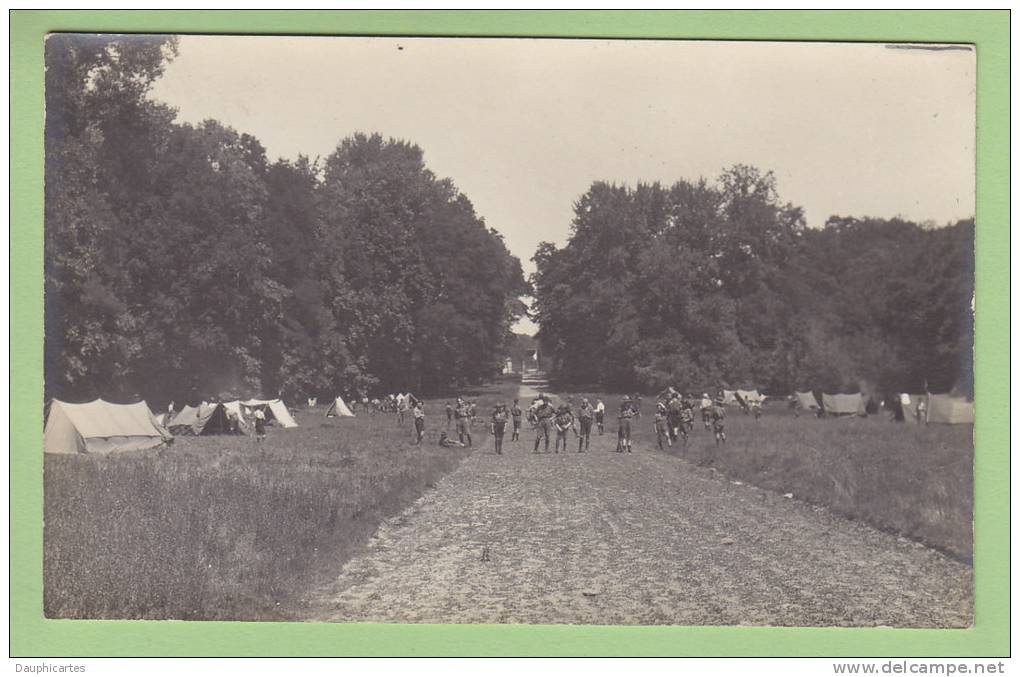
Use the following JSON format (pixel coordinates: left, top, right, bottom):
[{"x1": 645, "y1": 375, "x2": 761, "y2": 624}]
[
  {"x1": 43, "y1": 383, "x2": 517, "y2": 620},
  {"x1": 566, "y1": 392, "x2": 973, "y2": 560}
]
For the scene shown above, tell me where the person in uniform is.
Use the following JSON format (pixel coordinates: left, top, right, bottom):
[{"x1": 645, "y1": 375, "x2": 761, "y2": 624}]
[
  {"x1": 397, "y1": 394, "x2": 408, "y2": 425},
  {"x1": 701, "y1": 393, "x2": 714, "y2": 429},
  {"x1": 576, "y1": 398, "x2": 594, "y2": 452},
  {"x1": 444, "y1": 401, "x2": 454, "y2": 428},
  {"x1": 510, "y1": 399, "x2": 523, "y2": 441},
  {"x1": 680, "y1": 399, "x2": 695, "y2": 437},
  {"x1": 616, "y1": 396, "x2": 638, "y2": 453},
  {"x1": 595, "y1": 398, "x2": 606, "y2": 434},
  {"x1": 439, "y1": 431, "x2": 466, "y2": 448},
  {"x1": 553, "y1": 403, "x2": 574, "y2": 453},
  {"x1": 653, "y1": 409, "x2": 670, "y2": 450},
  {"x1": 455, "y1": 396, "x2": 473, "y2": 446},
  {"x1": 666, "y1": 392, "x2": 684, "y2": 444},
  {"x1": 412, "y1": 400, "x2": 426, "y2": 445},
  {"x1": 750, "y1": 399, "x2": 762, "y2": 421},
  {"x1": 712, "y1": 397, "x2": 727, "y2": 445},
  {"x1": 490, "y1": 402, "x2": 509, "y2": 455},
  {"x1": 532, "y1": 395, "x2": 556, "y2": 453},
  {"x1": 253, "y1": 407, "x2": 267, "y2": 443}
]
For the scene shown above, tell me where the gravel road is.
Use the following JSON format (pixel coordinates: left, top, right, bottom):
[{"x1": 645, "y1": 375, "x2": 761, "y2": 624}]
[{"x1": 311, "y1": 400, "x2": 972, "y2": 626}]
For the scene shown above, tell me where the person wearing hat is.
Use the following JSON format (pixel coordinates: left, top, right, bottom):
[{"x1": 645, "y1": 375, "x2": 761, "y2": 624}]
[
  {"x1": 412, "y1": 399, "x2": 426, "y2": 445},
  {"x1": 616, "y1": 395, "x2": 639, "y2": 453},
  {"x1": 490, "y1": 402, "x2": 509, "y2": 454},
  {"x1": 532, "y1": 395, "x2": 556, "y2": 453},
  {"x1": 711, "y1": 396, "x2": 727, "y2": 445},
  {"x1": 553, "y1": 403, "x2": 575, "y2": 453},
  {"x1": 576, "y1": 398, "x2": 594, "y2": 452},
  {"x1": 454, "y1": 396, "x2": 473, "y2": 446}
]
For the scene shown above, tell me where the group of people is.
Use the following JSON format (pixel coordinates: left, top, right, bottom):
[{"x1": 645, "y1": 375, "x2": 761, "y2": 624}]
[
  {"x1": 652, "y1": 388, "x2": 730, "y2": 448},
  {"x1": 382, "y1": 387, "x2": 738, "y2": 454}
]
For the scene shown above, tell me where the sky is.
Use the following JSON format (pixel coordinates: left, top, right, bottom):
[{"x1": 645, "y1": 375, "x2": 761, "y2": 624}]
[{"x1": 149, "y1": 36, "x2": 975, "y2": 334}]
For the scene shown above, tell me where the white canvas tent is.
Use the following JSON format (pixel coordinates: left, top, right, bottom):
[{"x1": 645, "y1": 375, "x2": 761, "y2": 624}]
[
  {"x1": 821, "y1": 392, "x2": 867, "y2": 416},
  {"x1": 168, "y1": 402, "x2": 244, "y2": 435},
  {"x1": 794, "y1": 391, "x2": 821, "y2": 411},
  {"x1": 325, "y1": 396, "x2": 355, "y2": 418},
  {"x1": 240, "y1": 398, "x2": 299, "y2": 428},
  {"x1": 44, "y1": 399, "x2": 172, "y2": 455},
  {"x1": 736, "y1": 389, "x2": 765, "y2": 404},
  {"x1": 927, "y1": 394, "x2": 974, "y2": 424}
]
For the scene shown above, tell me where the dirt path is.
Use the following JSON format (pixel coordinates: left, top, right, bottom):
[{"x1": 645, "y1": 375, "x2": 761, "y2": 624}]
[{"x1": 310, "y1": 389, "x2": 972, "y2": 626}]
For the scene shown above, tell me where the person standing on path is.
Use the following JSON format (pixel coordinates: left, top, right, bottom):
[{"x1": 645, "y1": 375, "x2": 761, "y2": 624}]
[
  {"x1": 701, "y1": 393, "x2": 713, "y2": 430},
  {"x1": 490, "y1": 402, "x2": 509, "y2": 454},
  {"x1": 455, "y1": 396, "x2": 473, "y2": 446},
  {"x1": 553, "y1": 403, "x2": 574, "y2": 453},
  {"x1": 653, "y1": 409, "x2": 670, "y2": 450},
  {"x1": 595, "y1": 398, "x2": 606, "y2": 434},
  {"x1": 712, "y1": 397, "x2": 727, "y2": 445},
  {"x1": 510, "y1": 399, "x2": 523, "y2": 441},
  {"x1": 412, "y1": 400, "x2": 426, "y2": 445},
  {"x1": 532, "y1": 395, "x2": 555, "y2": 453},
  {"x1": 680, "y1": 400, "x2": 694, "y2": 437},
  {"x1": 616, "y1": 395, "x2": 639, "y2": 453},
  {"x1": 666, "y1": 392, "x2": 683, "y2": 444},
  {"x1": 576, "y1": 398, "x2": 594, "y2": 452}
]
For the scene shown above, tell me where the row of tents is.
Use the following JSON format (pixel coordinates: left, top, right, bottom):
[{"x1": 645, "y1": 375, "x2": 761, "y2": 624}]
[
  {"x1": 43, "y1": 395, "x2": 358, "y2": 455},
  {"x1": 793, "y1": 391, "x2": 974, "y2": 423},
  {"x1": 167, "y1": 399, "x2": 299, "y2": 435}
]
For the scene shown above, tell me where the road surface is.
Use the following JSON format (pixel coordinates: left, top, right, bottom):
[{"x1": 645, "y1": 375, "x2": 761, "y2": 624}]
[{"x1": 310, "y1": 385, "x2": 972, "y2": 626}]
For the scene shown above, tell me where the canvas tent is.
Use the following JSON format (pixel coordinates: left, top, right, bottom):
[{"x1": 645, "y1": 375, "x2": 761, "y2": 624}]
[
  {"x1": 325, "y1": 396, "x2": 355, "y2": 418},
  {"x1": 168, "y1": 402, "x2": 243, "y2": 435},
  {"x1": 821, "y1": 392, "x2": 866, "y2": 416},
  {"x1": 736, "y1": 389, "x2": 765, "y2": 404},
  {"x1": 44, "y1": 399, "x2": 172, "y2": 455},
  {"x1": 795, "y1": 391, "x2": 821, "y2": 411},
  {"x1": 240, "y1": 399, "x2": 299, "y2": 428},
  {"x1": 722, "y1": 390, "x2": 739, "y2": 405},
  {"x1": 926, "y1": 394, "x2": 974, "y2": 424}
]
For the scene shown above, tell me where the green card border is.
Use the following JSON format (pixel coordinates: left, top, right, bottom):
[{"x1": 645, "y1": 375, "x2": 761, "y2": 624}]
[{"x1": 10, "y1": 10, "x2": 1009, "y2": 657}]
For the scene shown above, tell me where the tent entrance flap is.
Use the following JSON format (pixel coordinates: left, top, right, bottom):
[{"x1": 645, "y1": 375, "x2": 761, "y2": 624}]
[{"x1": 240, "y1": 399, "x2": 299, "y2": 428}]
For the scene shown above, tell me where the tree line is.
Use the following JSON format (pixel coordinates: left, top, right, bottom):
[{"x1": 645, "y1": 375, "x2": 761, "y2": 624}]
[
  {"x1": 531, "y1": 169, "x2": 974, "y2": 398},
  {"x1": 45, "y1": 35, "x2": 527, "y2": 405}
]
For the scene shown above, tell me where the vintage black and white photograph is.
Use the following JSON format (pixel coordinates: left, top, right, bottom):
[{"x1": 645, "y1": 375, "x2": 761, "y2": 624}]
[{"x1": 44, "y1": 34, "x2": 975, "y2": 626}]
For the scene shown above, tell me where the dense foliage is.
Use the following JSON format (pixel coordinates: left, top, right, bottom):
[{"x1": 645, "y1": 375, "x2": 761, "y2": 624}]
[
  {"x1": 532, "y1": 171, "x2": 974, "y2": 398},
  {"x1": 45, "y1": 35, "x2": 526, "y2": 404}
]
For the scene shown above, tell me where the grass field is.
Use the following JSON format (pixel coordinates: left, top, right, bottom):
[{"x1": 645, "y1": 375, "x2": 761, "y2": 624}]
[
  {"x1": 43, "y1": 382, "x2": 518, "y2": 620},
  {"x1": 564, "y1": 392, "x2": 973, "y2": 561}
]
